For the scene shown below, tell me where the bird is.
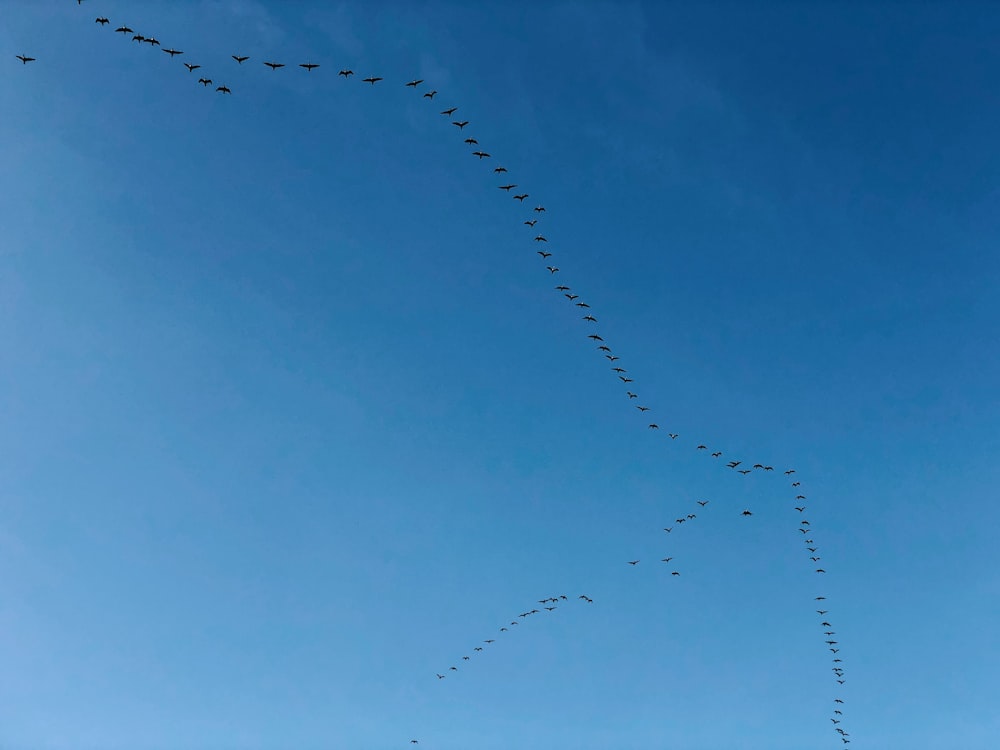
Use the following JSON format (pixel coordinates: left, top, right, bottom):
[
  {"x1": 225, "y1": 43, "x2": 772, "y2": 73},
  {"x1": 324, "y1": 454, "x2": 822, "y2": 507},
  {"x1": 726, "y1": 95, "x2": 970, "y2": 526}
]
[
  {"x1": 15, "y1": 55, "x2": 35, "y2": 64},
  {"x1": 264, "y1": 61, "x2": 285, "y2": 70},
  {"x1": 785, "y1": 469, "x2": 796, "y2": 475},
  {"x1": 132, "y1": 34, "x2": 144, "y2": 43},
  {"x1": 484, "y1": 639, "x2": 495, "y2": 644},
  {"x1": 742, "y1": 510, "x2": 753, "y2": 516},
  {"x1": 754, "y1": 463, "x2": 764, "y2": 469},
  {"x1": 613, "y1": 367, "x2": 626, "y2": 373},
  {"x1": 300, "y1": 63, "x2": 319, "y2": 71},
  {"x1": 514, "y1": 193, "x2": 529, "y2": 201},
  {"x1": 727, "y1": 461, "x2": 741, "y2": 468},
  {"x1": 817, "y1": 610, "x2": 829, "y2": 615},
  {"x1": 661, "y1": 557, "x2": 673, "y2": 563},
  {"x1": 496, "y1": 166, "x2": 509, "y2": 174},
  {"x1": 816, "y1": 596, "x2": 827, "y2": 601},
  {"x1": 583, "y1": 315, "x2": 597, "y2": 322},
  {"x1": 464, "y1": 137, "x2": 478, "y2": 145},
  {"x1": 144, "y1": 38, "x2": 160, "y2": 46},
  {"x1": 797, "y1": 494, "x2": 807, "y2": 500},
  {"x1": 95, "y1": 17, "x2": 109, "y2": 25},
  {"x1": 698, "y1": 500, "x2": 709, "y2": 506},
  {"x1": 534, "y1": 206, "x2": 546, "y2": 212},
  {"x1": 627, "y1": 560, "x2": 640, "y2": 566},
  {"x1": 792, "y1": 481, "x2": 801, "y2": 487},
  {"x1": 232, "y1": 55, "x2": 249, "y2": 64},
  {"x1": 555, "y1": 285, "x2": 570, "y2": 291},
  {"x1": 534, "y1": 235, "x2": 549, "y2": 243},
  {"x1": 697, "y1": 445, "x2": 707, "y2": 450},
  {"x1": 363, "y1": 75, "x2": 383, "y2": 84},
  {"x1": 537, "y1": 251, "x2": 552, "y2": 259},
  {"x1": 546, "y1": 266, "x2": 559, "y2": 274},
  {"x1": 712, "y1": 451, "x2": 722, "y2": 457},
  {"x1": 738, "y1": 469, "x2": 751, "y2": 474},
  {"x1": 524, "y1": 219, "x2": 537, "y2": 226},
  {"x1": 499, "y1": 184, "x2": 517, "y2": 191},
  {"x1": 462, "y1": 655, "x2": 470, "y2": 660},
  {"x1": 216, "y1": 85, "x2": 231, "y2": 94},
  {"x1": 589, "y1": 334, "x2": 604, "y2": 341},
  {"x1": 449, "y1": 666, "x2": 457, "y2": 671},
  {"x1": 472, "y1": 151, "x2": 491, "y2": 159},
  {"x1": 114, "y1": 26, "x2": 132, "y2": 34},
  {"x1": 648, "y1": 423, "x2": 659, "y2": 429},
  {"x1": 440, "y1": 107, "x2": 457, "y2": 115},
  {"x1": 663, "y1": 527, "x2": 672, "y2": 533},
  {"x1": 453, "y1": 120, "x2": 470, "y2": 129},
  {"x1": 436, "y1": 674, "x2": 445, "y2": 679},
  {"x1": 338, "y1": 69, "x2": 354, "y2": 77},
  {"x1": 671, "y1": 571, "x2": 681, "y2": 576},
  {"x1": 544, "y1": 606, "x2": 556, "y2": 611},
  {"x1": 474, "y1": 647, "x2": 483, "y2": 651},
  {"x1": 406, "y1": 79, "x2": 424, "y2": 87},
  {"x1": 816, "y1": 568, "x2": 826, "y2": 573},
  {"x1": 795, "y1": 507, "x2": 806, "y2": 512},
  {"x1": 184, "y1": 63, "x2": 201, "y2": 72},
  {"x1": 423, "y1": 90, "x2": 438, "y2": 98},
  {"x1": 198, "y1": 78, "x2": 213, "y2": 86},
  {"x1": 637, "y1": 406, "x2": 650, "y2": 412},
  {"x1": 163, "y1": 48, "x2": 183, "y2": 57}
]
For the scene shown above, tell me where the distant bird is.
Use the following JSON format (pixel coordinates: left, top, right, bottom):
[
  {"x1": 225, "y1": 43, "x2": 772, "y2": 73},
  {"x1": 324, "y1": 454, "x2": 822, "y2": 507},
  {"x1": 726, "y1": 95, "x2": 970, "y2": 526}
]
[
  {"x1": 499, "y1": 184, "x2": 517, "y2": 191},
  {"x1": 738, "y1": 469, "x2": 751, "y2": 474},
  {"x1": 15, "y1": 55, "x2": 35, "y2": 64},
  {"x1": 661, "y1": 557, "x2": 673, "y2": 562},
  {"x1": 198, "y1": 78, "x2": 212, "y2": 86},
  {"x1": 671, "y1": 571, "x2": 680, "y2": 576},
  {"x1": 537, "y1": 251, "x2": 552, "y2": 259},
  {"x1": 464, "y1": 137, "x2": 478, "y2": 145},
  {"x1": 453, "y1": 120, "x2": 470, "y2": 129},
  {"x1": 132, "y1": 34, "x2": 144, "y2": 42},
  {"x1": 514, "y1": 193, "x2": 529, "y2": 201},
  {"x1": 668, "y1": 433, "x2": 679, "y2": 439},
  {"x1": 648, "y1": 423, "x2": 659, "y2": 429},
  {"x1": 792, "y1": 481, "x2": 801, "y2": 487},
  {"x1": 742, "y1": 510, "x2": 753, "y2": 516},
  {"x1": 184, "y1": 63, "x2": 201, "y2": 72},
  {"x1": 449, "y1": 666, "x2": 457, "y2": 671},
  {"x1": 423, "y1": 90, "x2": 438, "y2": 98},
  {"x1": 363, "y1": 75, "x2": 383, "y2": 84},
  {"x1": 588, "y1": 334, "x2": 604, "y2": 341},
  {"x1": 627, "y1": 560, "x2": 640, "y2": 566},
  {"x1": 114, "y1": 25, "x2": 132, "y2": 34},
  {"x1": 811, "y1": 557, "x2": 821, "y2": 561},
  {"x1": 472, "y1": 151, "x2": 491, "y2": 159},
  {"x1": 216, "y1": 85, "x2": 231, "y2": 94},
  {"x1": 474, "y1": 647, "x2": 483, "y2": 651},
  {"x1": 697, "y1": 500, "x2": 709, "y2": 506},
  {"x1": 145, "y1": 38, "x2": 160, "y2": 46},
  {"x1": 406, "y1": 79, "x2": 424, "y2": 87},
  {"x1": 564, "y1": 294, "x2": 578, "y2": 300},
  {"x1": 525, "y1": 219, "x2": 537, "y2": 226},
  {"x1": 546, "y1": 266, "x2": 559, "y2": 274},
  {"x1": 264, "y1": 61, "x2": 285, "y2": 70},
  {"x1": 462, "y1": 655, "x2": 470, "y2": 660},
  {"x1": 583, "y1": 314, "x2": 597, "y2": 322},
  {"x1": 163, "y1": 48, "x2": 183, "y2": 57},
  {"x1": 613, "y1": 367, "x2": 626, "y2": 373},
  {"x1": 785, "y1": 469, "x2": 796, "y2": 475},
  {"x1": 816, "y1": 568, "x2": 826, "y2": 573},
  {"x1": 577, "y1": 302, "x2": 590, "y2": 307},
  {"x1": 697, "y1": 445, "x2": 707, "y2": 450},
  {"x1": 338, "y1": 69, "x2": 354, "y2": 77},
  {"x1": 440, "y1": 107, "x2": 457, "y2": 115},
  {"x1": 663, "y1": 527, "x2": 672, "y2": 533},
  {"x1": 555, "y1": 285, "x2": 570, "y2": 291},
  {"x1": 727, "y1": 461, "x2": 741, "y2": 468},
  {"x1": 712, "y1": 451, "x2": 722, "y2": 457},
  {"x1": 816, "y1": 596, "x2": 826, "y2": 601},
  {"x1": 637, "y1": 406, "x2": 649, "y2": 412},
  {"x1": 535, "y1": 235, "x2": 548, "y2": 242},
  {"x1": 817, "y1": 610, "x2": 829, "y2": 615},
  {"x1": 232, "y1": 55, "x2": 249, "y2": 64},
  {"x1": 436, "y1": 673, "x2": 445, "y2": 679},
  {"x1": 484, "y1": 639, "x2": 495, "y2": 644},
  {"x1": 300, "y1": 63, "x2": 319, "y2": 71},
  {"x1": 534, "y1": 206, "x2": 546, "y2": 212},
  {"x1": 687, "y1": 514, "x2": 696, "y2": 519},
  {"x1": 795, "y1": 507, "x2": 806, "y2": 512},
  {"x1": 96, "y1": 17, "x2": 109, "y2": 25},
  {"x1": 544, "y1": 606, "x2": 556, "y2": 611},
  {"x1": 754, "y1": 464, "x2": 764, "y2": 469}
]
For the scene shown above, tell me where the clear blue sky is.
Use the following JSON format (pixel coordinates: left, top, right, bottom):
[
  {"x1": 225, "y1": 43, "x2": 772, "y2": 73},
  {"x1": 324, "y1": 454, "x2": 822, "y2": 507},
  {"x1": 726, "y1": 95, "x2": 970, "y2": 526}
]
[{"x1": 2, "y1": 1, "x2": 999, "y2": 748}]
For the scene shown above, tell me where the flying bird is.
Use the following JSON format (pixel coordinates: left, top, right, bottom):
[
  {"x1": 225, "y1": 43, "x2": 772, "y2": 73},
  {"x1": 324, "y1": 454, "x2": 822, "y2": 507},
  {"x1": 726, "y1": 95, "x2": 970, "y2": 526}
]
[
  {"x1": 184, "y1": 63, "x2": 201, "y2": 72},
  {"x1": 472, "y1": 151, "x2": 491, "y2": 159},
  {"x1": 95, "y1": 17, "x2": 109, "y2": 25},
  {"x1": 163, "y1": 48, "x2": 183, "y2": 57},
  {"x1": 232, "y1": 55, "x2": 249, "y2": 64},
  {"x1": 546, "y1": 266, "x2": 559, "y2": 274},
  {"x1": 216, "y1": 85, "x2": 231, "y2": 94},
  {"x1": 145, "y1": 38, "x2": 160, "y2": 46},
  {"x1": 524, "y1": 219, "x2": 537, "y2": 226},
  {"x1": 198, "y1": 78, "x2": 212, "y2": 86},
  {"x1": 627, "y1": 560, "x2": 640, "y2": 566},
  {"x1": 697, "y1": 500, "x2": 709, "y2": 506},
  {"x1": 363, "y1": 75, "x2": 383, "y2": 84},
  {"x1": 637, "y1": 406, "x2": 650, "y2": 412},
  {"x1": 338, "y1": 69, "x2": 354, "y2": 77},
  {"x1": 697, "y1": 445, "x2": 707, "y2": 450},
  {"x1": 464, "y1": 137, "x2": 478, "y2": 145},
  {"x1": 264, "y1": 61, "x2": 285, "y2": 70},
  {"x1": 115, "y1": 26, "x2": 132, "y2": 34},
  {"x1": 440, "y1": 107, "x2": 457, "y2": 115},
  {"x1": 535, "y1": 235, "x2": 548, "y2": 242},
  {"x1": 712, "y1": 451, "x2": 722, "y2": 457},
  {"x1": 453, "y1": 120, "x2": 470, "y2": 129},
  {"x1": 300, "y1": 63, "x2": 319, "y2": 71},
  {"x1": 742, "y1": 510, "x2": 753, "y2": 516},
  {"x1": 406, "y1": 79, "x2": 424, "y2": 87},
  {"x1": 15, "y1": 55, "x2": 35, "y2": 64},
  {"x1": 499, "y1": 184, "x2": 517, "y2": 191},
  {"x1": 514, "y1": 193, "x2": 529, "y2": 201},
  {"x1": 537, "y1": 251, "x2": 552, "y2": 259},
  {"x1": 534, "y1": 206, "x2": 546, "y2": 212},
  {"x1": 423, "y1": 90, "x2": 438, "y2": 98}
]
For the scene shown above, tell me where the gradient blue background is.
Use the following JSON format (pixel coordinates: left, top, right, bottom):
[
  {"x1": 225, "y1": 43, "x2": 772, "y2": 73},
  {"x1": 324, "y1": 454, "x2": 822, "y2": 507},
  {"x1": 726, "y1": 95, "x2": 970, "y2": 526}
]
[{"x1": 2, "y1": 1, "x2": 999, "y2": 748}]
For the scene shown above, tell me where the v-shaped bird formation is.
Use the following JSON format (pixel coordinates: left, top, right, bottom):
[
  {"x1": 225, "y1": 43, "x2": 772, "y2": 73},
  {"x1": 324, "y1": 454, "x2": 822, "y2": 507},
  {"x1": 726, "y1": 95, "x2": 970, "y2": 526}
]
[{"x1": 9, "y1": 4, "x2": 855, "y2": 747}]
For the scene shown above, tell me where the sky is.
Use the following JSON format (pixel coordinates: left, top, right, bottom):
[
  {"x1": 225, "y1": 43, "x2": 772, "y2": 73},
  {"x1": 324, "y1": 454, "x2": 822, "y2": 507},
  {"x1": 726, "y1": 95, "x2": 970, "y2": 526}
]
[{"x1": 2, "y1": 1, "x2": 999, "y2": 748}]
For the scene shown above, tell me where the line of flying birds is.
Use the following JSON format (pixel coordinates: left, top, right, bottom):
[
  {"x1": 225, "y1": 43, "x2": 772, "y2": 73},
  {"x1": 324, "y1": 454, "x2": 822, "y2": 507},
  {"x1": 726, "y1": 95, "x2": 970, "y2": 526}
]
[{"x1": 11, "y1": 3, "x2": 855, "y2": 746}]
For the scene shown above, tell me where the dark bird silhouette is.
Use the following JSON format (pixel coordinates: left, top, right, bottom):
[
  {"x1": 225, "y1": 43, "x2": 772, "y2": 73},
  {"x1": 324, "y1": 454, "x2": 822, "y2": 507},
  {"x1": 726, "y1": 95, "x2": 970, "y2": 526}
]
[
  {"x1": 132, "y1": 34, "x2": 144, "y2": 42},
  {"x1": 406, "y1": 79, "x2": 424, "y2": 87},
  {"x1": 472, "y1": 151, "x2": 491, "y2": 159},
  {"x1": 795, "y1": 507, "x2": 806, "y2": 512},
  {"x1": 583, "y1": 315, "x2": 597, "y2": 322},
  {"x1": 727, "y1": 461, "x2": 741, "y2": 468},
  {"x1": 648, "y1": 424, "x2": 659, "y2": 429},
  {"x1": 453, "y1": 120, "x2": 470, "y2": 129},
  {"x1": 436, "y1": 673, "x2": 445, "y2": 679},
  {"x1": 663, "y1": 527, "x2": 672, "y2": 533},
  {"x1": 514, "y1": 193, "x2": 529, "y2": 201},
  {"x1": 496, "y1": 166, "x2": 509, "y2": 174},
  {"x1": 797, "y1": 494, "x2": 807, "y2": 500},
  {"x1": 440, "y1": 107, "x2": 457, "y2": 115},
  {"x1": 534, "y1": 206, "x2": 546, "y2": 212},
  {"x1": 264, "y1": 61, "x2": 285, "y2": 70},
  {"x1": 184, "y1": 63, "x2": 201, "y2": 72},
  {"x1": 738, "y1": 469, "x2": 751, "y2": 474},
  {"x1": 546, "y1": 266, "x2": 559, "y2": 274},
  {"x1": 449, "y1": 666, "x2": 457, "y2": 671},
  {"x1": 499, "y1": 184, "x2": 517, "y2": 191},
  {"x1": 697, "y1": 445, "x2": 707, "y2": 450},
  {"x1": 671, "y1": 571, "x2": 681, "y2": 576},
  {"x1": 216, "y1": 85, "x2": 231, "y2": 94},
  {"x1": 15, "y1": 55, "x2": 36, "y2": 64},
  {"x1": 362, "y1": 75, "x2": 383, "y2": 84},
  {"x1": 115, "y1": 26, "x2": 132, "y2": 34},
  {"x1": 300, "y1": 63, "x2": 319, "y2": 71},
  {"x1": 96, "y1": 17, "x2": 109, "y2": 25},
  {"x1": 535, "y1": 235, "x2": 548, "y2": 242},
  {"x1": 564, "y1": 293, "x2": 578, "y2": 300},
  {"x1": 712, "y1": 451, "x2": 722, "y2": 457},
  {"x1": 816, "y1": 596, "x2": 826, "y2": 601},
  {"x1": 525, "y1": 219, "x2": 537, "y2": 226},
  {"x1": 698, "y1": 500, "x2": 709, "y2": 506},
  {"x1": 424, "y1": 90, "x2": 438, "y2": 98},
  {"x1": 484, "y1": 639, "x2": 495, "y2": 644},
  {"x1": 785, "y1": 469, "x2": 796, "y2": 475},
  {"x1": 544, "y1": 606, "x2": 556, "y2": 611},
  {"x1": 742, "y1": 510, "x2": 753, "y2": 516},
  {"x1": 464, "y1": 137, "x2": 478, "y2": 145},
  {"x1": 661, "y1": 557, "x2": 673, "y2": 563},
  {"x1": 198, "y1": 78, "x2": 212, "y2": 86},
  {"x1": 232, "y1": 55, "x2": 249, "y2": 64},
  {"x1": 537, "y1": 251, "x2": 552, "y2": 259},
  {"x1": 555, "y1": 285, "x2": 570, "y2": 291},
  {"x1": 816, "y1": 568, "x2": 826, "y2": 573},
  {"x1": 637, "y1": 406, "x2": 650, "y2": 412},
  {"x1": 627, "y1": 560, "x2": 640, "y2": 566},
  {"x1": 163, "y1": 48, "x2": 183, "y2": 57},
  {"x1": 588, "y1": 334, "x2": 604, "y2": 341},
  {"x1": 145, "y1": 38, "x2": 160, "y2": 46},
  {"x1": 792, "y1": 481, "x2": 801, "y2": 487},
  {"x1": 338, "y1": 69, "x2": 354, "y2": 77},
  {"x1": 474, "y1": 647, "x2": 483, "y2": 651}
]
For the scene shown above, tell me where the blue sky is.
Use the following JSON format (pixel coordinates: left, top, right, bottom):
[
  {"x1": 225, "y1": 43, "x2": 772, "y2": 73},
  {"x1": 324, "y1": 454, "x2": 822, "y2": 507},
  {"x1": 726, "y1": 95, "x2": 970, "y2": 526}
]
[{"x1": 2, "y1": 1, "x2": 999, "y2": 748}]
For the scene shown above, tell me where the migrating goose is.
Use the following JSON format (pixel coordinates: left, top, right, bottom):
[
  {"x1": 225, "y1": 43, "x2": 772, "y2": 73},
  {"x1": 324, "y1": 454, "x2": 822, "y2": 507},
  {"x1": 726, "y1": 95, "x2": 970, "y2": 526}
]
[
  {"x1": 198, "y1": 78, "x2": 212, "y2": 86},
  {"x1": 299, "y1": 63, "x2": 320, "y2": 71},
  {"x1": 452, "y1": 120, "x2": 470, "y2": 129},
  {"x1": 264, "y1": 61, "x2": 285, "y2": 70},
  {"x1": 184, "y1": 63, "x2": 201, "y2": 72},
  {"x1": 362, "y1": 75, "x2": 383, "y2": 84},
  {"x1": 338, "y1": 69, "x2": 354, "y2": 77},
  {"x1": 232, "y1": 55, "x2": 249, "y2": 64},
  {"x1": 423, "y1": 90, "x2": 438, "y2": 98},
  {"x1": 440, "y1": 107, "x2": 457, "y2": 115},
  {"x1": 95, "y1": 17, "x2": 109, "y2": 25},
  {"x1": 405, "y1": 79, "x2": 424, "y2": 87},
  {"x1": 15, "y1": 55, "x2": 35, "y2": 64},
  {"x1": 216, "y1": 85, "x2": 231, "y2": 94},
  {"x1": 163, "y1": 48, "x2": 183, "y2": 57}
]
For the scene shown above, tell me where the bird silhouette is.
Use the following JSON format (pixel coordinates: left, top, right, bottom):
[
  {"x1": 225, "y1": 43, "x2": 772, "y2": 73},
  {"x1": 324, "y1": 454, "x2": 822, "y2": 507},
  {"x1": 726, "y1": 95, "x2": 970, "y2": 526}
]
[
  {"x1": 216, "y1": 85, "x2": 231, "y2": 94},
  {"x1": 198, "y1": 78, "x2": 213, "y2": 86},
  {"x1": 453, "y1": 120, "x2": 470, "y2": 129},
  {"x1": 163, "y1": 48, "x2": 183, "y2": 57},
  {"x1": 499, "y1": 184, "x2": 517, "y2": 191},
  {"x1": 184, "y1": 63, "x2": 201, "y2": 72},
  {"x1": 472, "y1": 151, "x2": 491, "y2": 159},
  {"x1": 627, "y1": 560, "x2": 640, "y2": 565},
  {"x1": 338, "y1": 69, "x2": 354, "y2": 77},
  {"x1": 546, "y1": 266, "x2": 559, "y2": 274},
  {"x1": 264, "y1": 61, "x2": 285, "y2": 70},
  {"x1": 15, "y1": 55, "x2": 36, "y2": 64},
  {"x1": 537, "y1": 251, "x2": 552, "y2": 259},
  {"x1": 697, "y1": 444, "x2": 707, "y2": 450},
  {"x1": 742, "y1": 510, "x2": 753, "y2": 516},
  {"x1": 406, "y1": 79, "x2": 424, "y2": 87},
  {"x1": 698, "y1": 500, "x2": 709, "y2": 506},
  {"x1": 534, "y1": 206, "x2": 546, "y2": 212},
  {"x1": 115, "y1": 26, "x2": 133, "y2": 34},
  {"x1": 232, "y1": 55, "x2": 249, "y2": 64},
  {"x1": 423, "y1": 90, "x2": 438, "y2": 98},
  {"x1": 440, "y1": 107, "x2": 457, "y2": 115},
  {"x1": 362, "y1": 75, "x2": 383, "y2": 84},
  {"x1": 300, "y1": 63, "x2": 319, "y2": 71},
  {"x1": 95, "y1": 17, "x2": 109, "y2": 25},
  {"x1": 464, "y1": 137, "x2": 478, "y2": 145}
]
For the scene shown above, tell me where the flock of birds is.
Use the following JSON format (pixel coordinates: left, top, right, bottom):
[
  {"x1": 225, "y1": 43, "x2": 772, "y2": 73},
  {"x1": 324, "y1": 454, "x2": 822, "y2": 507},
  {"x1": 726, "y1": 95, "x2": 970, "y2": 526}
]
[{"x1": 12, "y1": 2, "x2": 855, "y2": 746}]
